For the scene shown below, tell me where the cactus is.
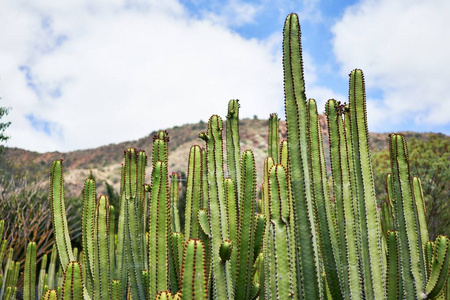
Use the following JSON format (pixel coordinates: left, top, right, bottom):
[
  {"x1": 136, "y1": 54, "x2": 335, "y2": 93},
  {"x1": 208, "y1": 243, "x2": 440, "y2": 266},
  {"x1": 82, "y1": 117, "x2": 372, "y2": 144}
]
[
  {"x1": 62, "y1": 261, "x2": 84, "y2": 300},
  {"x1": 23, "y1": 242, "x2": 37, "y2": 300},
  {"x1": 283, "y1": 13, "x2": 321, "y2": 299},
  {"x1": 179, "y1": 239, "x2": 208, "y2": 300},
  {"x1": 7, "y1": 10, "x2": 447, "y2": 300}
]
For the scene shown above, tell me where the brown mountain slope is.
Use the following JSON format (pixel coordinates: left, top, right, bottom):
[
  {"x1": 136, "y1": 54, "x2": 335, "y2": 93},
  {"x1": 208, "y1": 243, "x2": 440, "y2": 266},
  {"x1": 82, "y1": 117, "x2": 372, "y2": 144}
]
[{"x1": 0, "y1": 116, "x2": 444, "y2": 196}]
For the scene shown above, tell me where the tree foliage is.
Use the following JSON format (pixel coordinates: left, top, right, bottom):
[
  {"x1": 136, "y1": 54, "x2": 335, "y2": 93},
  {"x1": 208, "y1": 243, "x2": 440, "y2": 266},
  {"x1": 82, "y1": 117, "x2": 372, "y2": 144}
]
[
  {"x1": 0, "y1": 102, "x2": 11, "y2": 153},
  {"x1": 372, "y1": 133, "x2": 449, "y2": 240}
]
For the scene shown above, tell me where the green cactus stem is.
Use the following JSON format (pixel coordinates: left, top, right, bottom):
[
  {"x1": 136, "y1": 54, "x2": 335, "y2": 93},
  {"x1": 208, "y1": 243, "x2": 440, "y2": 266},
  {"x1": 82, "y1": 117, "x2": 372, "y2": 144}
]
[
  {"x1": 23, "y1": 242, "x2": 37, "y2": 300},
  {"x1": 170, "y1": 172, "x2": 182, "y2": 233},
  {"x1": 184, "y1": 146, "x2": 204, "y2": 240},
  {"x1": 386, "y1": 231, "x2": 400, "y2": 300},
  {"x1": 390, "y1": 134, "x2": 426, "y2": 298},
  {"x1": 180, "y1": 239, "x2": 208, "y2": 300},
  {"x1": 348, "y1": 69, "x2": 385, "y2": 299},
  {"x1": 50, "y1": 160, "x2": 74, "y2": 269},
  {"x1": 94, "y1": 195, "x2": 111, "y2": 300},
  {"x1": 307, "y1": 98, "x2": 342, "y2": 300},
  {"x1": 268, "y1": 113, "x2": 280, "y2": 164},
  {"x1": 235, "y1": 150, "x2": 257, "y2": 300},
  {"x1": 266, "y1": 164, "x2": 297, "y2": 299},
  {"x1": 123, "y1": 148, "x2": 147, "y2": 300},
  {"x1": 283, "y1": 13, "x2": 321, "y2": 298},
  {"x1": 226, "y1": 99, "x2": 242, "y2": 212},
  {"x1": 326, "y1": 99, "x2": 362, "y2": 299},
  {"x1": 62, "y1": 261, "x2": 84, "y2": 300},
  {"x1": 41, "y1": 289, "x2": 58, "y2": 300},
  {"x1": 148, "y1": 160, "x2": 172, "y2": 298},
  {"x1": 199, "y1": 115, "x2": 233, "y2": 300},
  {"x1": 81, "y1": 178, "x2": 96, "y2": 293}
]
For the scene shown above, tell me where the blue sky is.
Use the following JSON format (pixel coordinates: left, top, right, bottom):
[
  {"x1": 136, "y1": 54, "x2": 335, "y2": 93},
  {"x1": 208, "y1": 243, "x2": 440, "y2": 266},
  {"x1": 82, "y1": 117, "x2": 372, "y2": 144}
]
[{"x1": 0, "y1": 0, "x2": 449, "y2": 152}]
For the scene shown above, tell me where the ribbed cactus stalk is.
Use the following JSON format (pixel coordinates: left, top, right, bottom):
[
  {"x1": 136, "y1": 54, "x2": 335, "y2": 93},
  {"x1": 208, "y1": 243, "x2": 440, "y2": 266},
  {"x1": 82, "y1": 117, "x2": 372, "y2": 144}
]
[
  {"x1": 123, "y1": 148, "x2": 147, "y2": 300},
  {"x1": 42, "y1": 289, "x2": 58, "y2": 300},
  {"x1": 268, "y1": 113, "x2": 280, "y2": 164},
  {"x1": 179, "y1": 239, "x2": 208, "y2": 300},
  {"x1": 23, "y1": 242, "x2": 36, "y2": 300},
  {"x1": 50, "y1": 160, "x2": 74, "y2": 269},
  {"x1": 348, "y1": 69, "x2": 386, "y2": 299},
  {"x1": 265, "y1": 164, "x2": 297, "y2": 299},
  {"x1": 94, "y1": 195, "x2": 111, "y2": 300},
  {"x1": 81, "y1": 178, "x2": 96, "y2": 293},
  {"x1": 307, "y1": 98, "x2": 343, "y2": 300},
  {"x1": 170, "y1": 172, "x2": 181, "y2": 233},
  {"x1": 184, "y1": 146, "x2": 203, "y2": 240},
  {"x1": 62, "y1": 261, "x2": 84, "y2": 300},
  {"x1": 325, "y1": 99, "x2": 362, "y2": 299},
  {"x1": 234, "y1": 150, "x2": 257, "y2": 300},
  {"x1": 226, "y1": 99, "x2": 241, "y2": 211},
  {"x1": 283, "y1": 13, "x2": 321, "y2": 298},
  {"x1": 199, "y1": 115, "x2": 233, "y2": 300},
  {"x1": 149, "y1": 143, "x2": 172, "y2": 297}
]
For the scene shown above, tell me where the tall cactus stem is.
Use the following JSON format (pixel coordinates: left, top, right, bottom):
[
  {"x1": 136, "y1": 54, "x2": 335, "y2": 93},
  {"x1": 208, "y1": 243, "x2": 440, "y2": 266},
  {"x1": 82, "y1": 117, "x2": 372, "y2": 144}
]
[
  {"x1": 226, "y1": 99, "x2": 242, "y2": 212},
  {"x1": 283, "y1": 13, "x2": 321, "y2": 298}
]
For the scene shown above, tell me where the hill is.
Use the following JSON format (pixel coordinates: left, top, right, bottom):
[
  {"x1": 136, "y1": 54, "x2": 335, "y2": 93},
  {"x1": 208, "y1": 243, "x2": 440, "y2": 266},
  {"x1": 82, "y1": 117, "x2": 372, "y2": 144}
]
[{"x1": 0, "y1": 117, "x2": 446, "y2": 197}]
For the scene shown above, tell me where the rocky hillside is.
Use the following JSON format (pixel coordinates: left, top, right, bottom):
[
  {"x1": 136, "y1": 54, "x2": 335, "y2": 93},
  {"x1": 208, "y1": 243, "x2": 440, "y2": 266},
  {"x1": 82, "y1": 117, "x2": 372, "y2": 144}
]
[{"x1": 0, "y1": 116, "x2": 443, "y2": 197}]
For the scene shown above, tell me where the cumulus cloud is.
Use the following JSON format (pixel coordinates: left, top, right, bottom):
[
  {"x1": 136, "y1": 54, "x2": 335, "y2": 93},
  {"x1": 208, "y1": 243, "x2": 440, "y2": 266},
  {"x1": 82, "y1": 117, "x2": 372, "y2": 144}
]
[
  {"x1": 332, "y1": 0, "x2": 450, "y2": 133},
  {"x1": 0, "y1": 0, "x2": 286, "y2": 152}
]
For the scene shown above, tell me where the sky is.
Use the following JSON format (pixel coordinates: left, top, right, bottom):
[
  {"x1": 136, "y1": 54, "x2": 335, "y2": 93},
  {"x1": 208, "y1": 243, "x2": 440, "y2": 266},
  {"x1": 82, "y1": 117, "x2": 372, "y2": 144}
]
[{"x1": 0, "y1": 0, "x2": 449, "y2": 153}]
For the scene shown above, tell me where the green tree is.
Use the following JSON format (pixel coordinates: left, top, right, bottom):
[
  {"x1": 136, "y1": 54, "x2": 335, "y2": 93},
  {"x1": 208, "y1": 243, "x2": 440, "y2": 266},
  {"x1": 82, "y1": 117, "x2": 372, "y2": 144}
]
[
  {"x1": 0, "y1": 102, "x2": 11, "y2": 153},
  {"x1": 373, "y1": 133, "x2": 449, "y2": 240}
]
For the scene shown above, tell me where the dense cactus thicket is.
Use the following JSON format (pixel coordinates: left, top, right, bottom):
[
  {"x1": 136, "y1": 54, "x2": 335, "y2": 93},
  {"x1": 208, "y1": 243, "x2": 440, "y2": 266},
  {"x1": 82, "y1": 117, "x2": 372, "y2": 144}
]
[{"x1": 0, "y1": 13, "x2": 448, "y2": 300}]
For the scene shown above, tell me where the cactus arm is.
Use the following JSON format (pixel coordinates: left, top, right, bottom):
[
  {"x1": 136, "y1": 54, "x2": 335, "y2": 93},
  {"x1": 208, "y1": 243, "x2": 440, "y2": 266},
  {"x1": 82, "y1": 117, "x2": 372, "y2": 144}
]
[
  {"x1": 38, "y1": 254, "x2": 48, "y2": 299},
  {"x1": 325, "y1": 100, "x2": 346, "y2": 259},
  {"x1": 152, "y1": 131, "x2": 169, "y2": 166},
  {"x1": 412, "y1": 177, "x2": 429, "y2": 255},
  {"x1": 386, "y1": 231, "x2": 400, "y2": 300},
  {"x1": 184, "y1": 146, "x2": 203, "y2": 240},
  {"x1": 267, "y1": 165, "x2": 297, "y2": 299},
  {"x1": 170, "y1": 232, "x2": 184, "y2": 293},
  {"x1": 94, "y1": 195, "x2": 111, "y2": 300},
  {"x1": 235, "y1": 150, "x2": 257, "y2": 300},
  {"x1": 268, "y1": 113, "x2": 280, "y2": 164},
  {"x1": 148, "y1": 161, "x2": 171, "y2": 298},
  {"x1": 308, "y1": 98, "x2": 343, "y2": 300},
  {"x1": 180, "y1": 239, "x2": 208, "y2": 300},
  {"x1": 155, "y1": 291, "x2": 174, "y2": 300},
  {"x1": 24, "y1": 242, "x2": 37, "y2": 300},
  {"x1": 47, "y1": 245, "x2": 57, "y2": 290},
  {"x1": 124, "y1": 149, "x2": 147, "y2": 300},
  {"x1": 62, "y1": 261, "x2": 83, "y2": 300},
  {"x1": 425, "y1": 235, "x2": 450, "y2": 299},
  {"x1": 390, "y1": 134, "x2": 426, "y2": 298},
  {"x1": 348, "y1": 69, "x2": 385, "y2": 299},
  {"x1": 115, "y1": 164, "x2": 128, "y2": 299},
  {"x1": 41, "y1": 289, "x2": 58, "y2": 300},
  {"x1": 200, "y1": 115, "x2": 233, "y2": 300},
  {"x1": 81, "y1": 179, "x2": 96, "y2": 292},
  {"x1": 327, "y1": 99, "x2": 365, "y2": 299},
  {"x1": 111, "y1": 280, "x2": 120, "y2": 300},
  {"x1": 226, "y1": 99, "x2": 242, "y2": 211},
  {"x1": 50, "y1": 160, "x2": 74, "y2": 269},
  {"x1": 170, "y1": 173, "x2": 181, "y2": 233},
  {"x1": 253, "y1": 214, "x2": 265, "y2": 261},
  {"x1": 109, "y1": 205, "x2": 116, "y2": 279},
  {"x1": 224, "y1": 178, "x2": 238, "y2": 278},
  {"x1": 283, "y1": 13, "x2": 321, "y2": 299}
]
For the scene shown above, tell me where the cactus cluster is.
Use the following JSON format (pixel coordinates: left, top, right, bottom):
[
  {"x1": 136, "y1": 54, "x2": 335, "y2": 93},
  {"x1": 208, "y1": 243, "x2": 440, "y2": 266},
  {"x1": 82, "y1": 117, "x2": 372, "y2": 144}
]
[{"x1": 0, "y1": 12, "x2": 449, "y2": 300}]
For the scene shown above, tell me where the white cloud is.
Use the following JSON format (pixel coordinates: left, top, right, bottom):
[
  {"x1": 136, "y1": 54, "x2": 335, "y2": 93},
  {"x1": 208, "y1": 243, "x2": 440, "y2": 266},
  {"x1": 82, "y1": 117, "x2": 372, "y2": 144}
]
[
  {"x1": 332, "y1": 0, "x2": 450, "y2": 132},
  {"x1": 0, "y1": 0, "x2": 287, "y2": 152}
]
